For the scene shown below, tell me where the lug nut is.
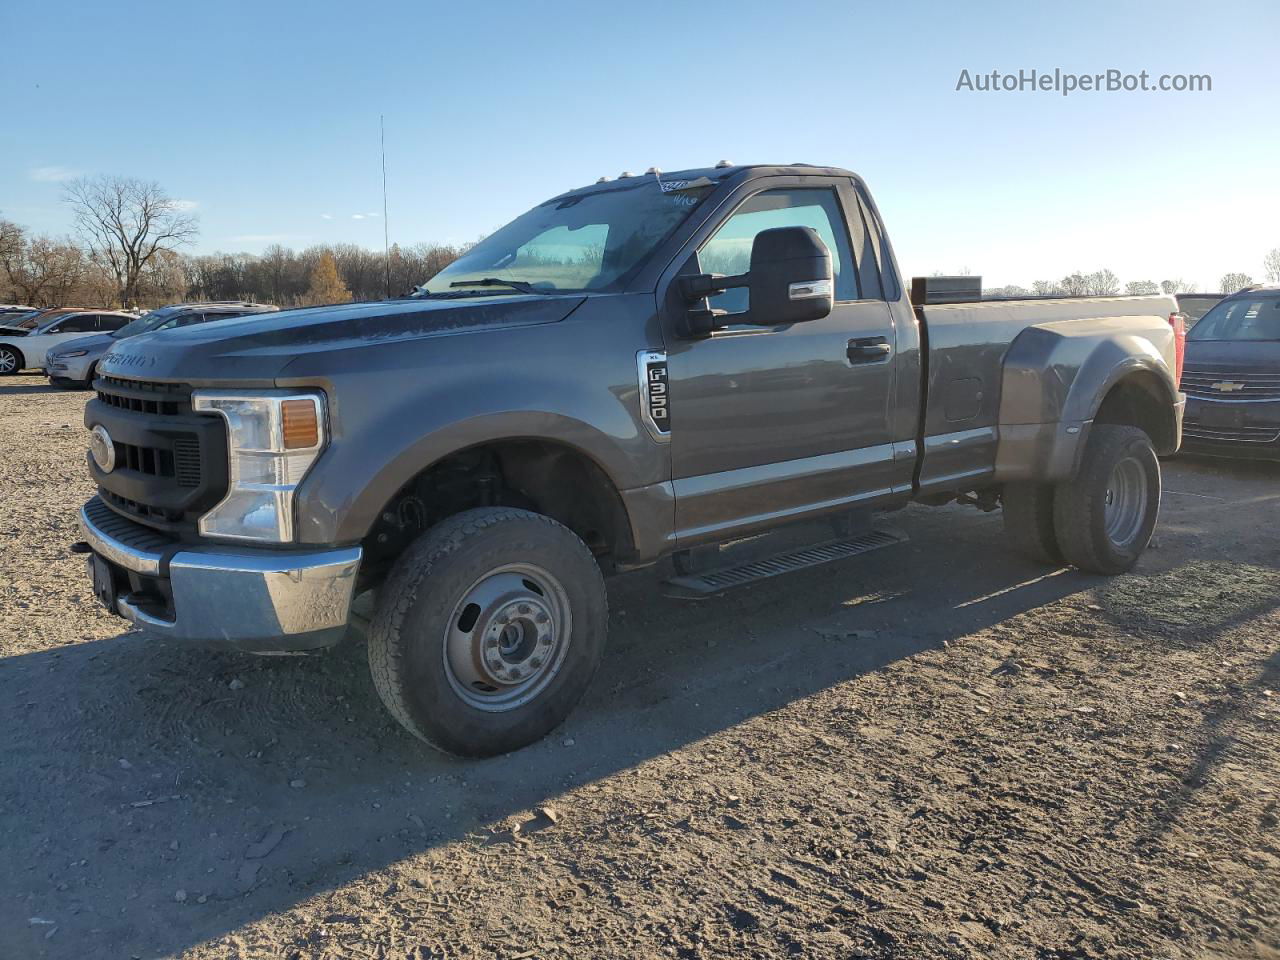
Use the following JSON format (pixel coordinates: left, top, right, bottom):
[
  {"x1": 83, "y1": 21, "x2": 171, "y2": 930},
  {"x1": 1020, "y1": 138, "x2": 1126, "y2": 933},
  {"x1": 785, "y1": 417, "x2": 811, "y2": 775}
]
[
  {"x1": 518, "y1": 604, "x2": 531, "y2": 615},
  {"x1": 535, "y1": 612, "x2": 549, "y2": 624}
]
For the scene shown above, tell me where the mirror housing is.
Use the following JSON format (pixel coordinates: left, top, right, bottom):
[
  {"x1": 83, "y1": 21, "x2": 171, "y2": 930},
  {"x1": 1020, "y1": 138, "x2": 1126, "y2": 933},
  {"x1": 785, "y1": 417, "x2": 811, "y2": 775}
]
[
  {"x1": 678, "y1": 226, "x2": 833, "y2": 337},
  {"x1": 746, "y1": 226, "x2": 833, "y2": 325}
]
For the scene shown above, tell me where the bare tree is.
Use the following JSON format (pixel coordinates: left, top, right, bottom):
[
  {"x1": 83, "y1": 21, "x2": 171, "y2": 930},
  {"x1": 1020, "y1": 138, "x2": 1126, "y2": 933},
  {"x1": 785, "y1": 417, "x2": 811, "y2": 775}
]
[
  {"x1": 1219, "y1": 272, "x2": 1254, "y2": 295},
  {"x1": 1125, "y1": 280, "x2": 1159, "y2": 295},
  {"x1": 64, "y1": 176, "x2": 198, "y2": 308},
  {"x1": 1060, "y1": 272, "x2": 1090, "y2": 296},
  {"x1": 0, "y1": 224, "x2": 89, "y2": 306},
  {"x1": 1264, "y1": 248, "x2": 1280, "y2": 283},
  {"x1": 1031, "y1": 280, "x2": 1063, "y2": 296},
  {"x1": 1085, "y1": 269, "x2": 1120, "y2": 296},
  {"x1": 1160, "y1": 279, "x2": 1197, "y2": 295},
  {"x1": 0, "y1": 218, "x2": 22, "y2": 270}
]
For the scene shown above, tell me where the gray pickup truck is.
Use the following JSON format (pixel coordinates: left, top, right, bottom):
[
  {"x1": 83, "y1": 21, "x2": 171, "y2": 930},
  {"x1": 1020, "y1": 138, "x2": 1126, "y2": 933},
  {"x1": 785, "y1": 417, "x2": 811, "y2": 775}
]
[{"x1": 77, "y1": 163, "x2": 1186, "y2": 756}]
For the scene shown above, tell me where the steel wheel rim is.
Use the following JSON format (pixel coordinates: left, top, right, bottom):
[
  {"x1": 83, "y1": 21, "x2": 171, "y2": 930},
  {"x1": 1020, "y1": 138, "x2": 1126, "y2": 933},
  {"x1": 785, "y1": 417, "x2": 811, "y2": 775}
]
[
  {"x1": 442, "y1": 563, "x2": 572, "y2": 713},
  {"x1": 0, "y1": 351, "x2": 15, "y2": 373},
  {"x1": 1103, "y1": 456, "x2": 1147, "y2": 548}
]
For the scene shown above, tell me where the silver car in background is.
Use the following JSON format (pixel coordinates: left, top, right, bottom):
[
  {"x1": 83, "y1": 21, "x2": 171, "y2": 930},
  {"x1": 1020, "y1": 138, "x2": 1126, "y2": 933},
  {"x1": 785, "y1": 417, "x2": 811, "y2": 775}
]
[{"x1": 46, "y1": 301, "x2": 279, "y2": 387}]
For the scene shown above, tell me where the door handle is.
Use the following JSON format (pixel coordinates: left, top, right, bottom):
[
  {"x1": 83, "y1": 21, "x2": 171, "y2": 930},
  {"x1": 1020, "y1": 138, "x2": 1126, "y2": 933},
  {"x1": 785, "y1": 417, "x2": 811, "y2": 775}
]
[{"x1": 847, "y1": 337, "x2": 891, "y2": 364}]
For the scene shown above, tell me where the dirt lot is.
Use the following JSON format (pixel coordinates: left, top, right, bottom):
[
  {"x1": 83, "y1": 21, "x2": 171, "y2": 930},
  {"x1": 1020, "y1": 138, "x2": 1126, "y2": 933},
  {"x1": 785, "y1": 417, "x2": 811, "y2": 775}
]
[{"x1": 1, "y1": 372, "x2": 1278, "y2": 960}]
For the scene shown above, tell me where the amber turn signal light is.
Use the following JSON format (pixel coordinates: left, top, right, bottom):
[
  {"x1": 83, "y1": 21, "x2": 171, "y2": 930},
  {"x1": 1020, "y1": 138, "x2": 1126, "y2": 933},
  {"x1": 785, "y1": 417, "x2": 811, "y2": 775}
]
[{"x1": 281, "y1": 399, "x2": 320, "y2": 449}]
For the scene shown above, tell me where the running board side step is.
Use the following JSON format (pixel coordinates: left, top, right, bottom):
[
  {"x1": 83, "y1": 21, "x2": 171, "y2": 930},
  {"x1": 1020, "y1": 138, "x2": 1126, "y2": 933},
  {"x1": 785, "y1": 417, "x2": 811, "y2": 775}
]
[{"x1": 665, "y1": 529, "x2": 908, "y2": 595}]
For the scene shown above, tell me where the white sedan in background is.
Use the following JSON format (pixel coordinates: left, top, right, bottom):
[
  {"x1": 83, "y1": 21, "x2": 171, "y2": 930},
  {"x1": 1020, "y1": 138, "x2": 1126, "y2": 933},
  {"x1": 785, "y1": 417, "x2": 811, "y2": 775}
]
[{"x1": 0, "y1": 311, "x2": 133, "y2": 375}]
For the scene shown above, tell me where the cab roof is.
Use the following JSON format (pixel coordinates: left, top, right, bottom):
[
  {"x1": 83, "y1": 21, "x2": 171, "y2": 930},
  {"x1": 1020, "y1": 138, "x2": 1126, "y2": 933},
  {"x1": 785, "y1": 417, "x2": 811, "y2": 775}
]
[{"x1": 555, "y1": 163, "x2": 859, "y2": 199}]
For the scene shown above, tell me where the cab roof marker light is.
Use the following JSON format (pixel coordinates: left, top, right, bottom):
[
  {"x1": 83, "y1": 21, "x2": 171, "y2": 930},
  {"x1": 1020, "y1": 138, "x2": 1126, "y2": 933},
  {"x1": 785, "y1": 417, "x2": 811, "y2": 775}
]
[{"x1": 715, "y1": 160, "x2": 734, "y2": 168}]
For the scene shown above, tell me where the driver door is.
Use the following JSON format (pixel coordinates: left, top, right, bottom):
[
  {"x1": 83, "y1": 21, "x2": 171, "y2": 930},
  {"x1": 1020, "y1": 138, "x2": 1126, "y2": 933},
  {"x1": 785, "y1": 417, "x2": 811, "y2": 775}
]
[
  {"x1": 662, "y1": 182, "x2": 901, "y2": 545},
  {"x1": 29, "y1": 313, "x2": 101, "y2": 365}
]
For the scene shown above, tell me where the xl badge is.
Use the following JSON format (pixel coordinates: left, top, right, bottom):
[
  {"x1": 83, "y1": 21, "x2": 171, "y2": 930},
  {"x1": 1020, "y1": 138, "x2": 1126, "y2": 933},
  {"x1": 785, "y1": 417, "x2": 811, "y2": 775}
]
[
  {"x1": 89, "y1": 424, "x2": 117, "y2": 473},
  {"x1": 637, "y1": 351, "x2": 671, "y2": 440},
  {"x1": 1212, "y1": 381, "x2": 1245, "y2": 393}
]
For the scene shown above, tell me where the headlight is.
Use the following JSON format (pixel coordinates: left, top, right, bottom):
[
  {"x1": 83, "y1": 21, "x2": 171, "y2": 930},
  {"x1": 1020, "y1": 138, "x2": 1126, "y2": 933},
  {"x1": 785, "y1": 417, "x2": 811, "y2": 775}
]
[
  {"x1": 191, "y1": 391, "x2": 327, "y2": 543},
  {"x1": 59, "y1": 349, "x2": 89, "y2": 358}
]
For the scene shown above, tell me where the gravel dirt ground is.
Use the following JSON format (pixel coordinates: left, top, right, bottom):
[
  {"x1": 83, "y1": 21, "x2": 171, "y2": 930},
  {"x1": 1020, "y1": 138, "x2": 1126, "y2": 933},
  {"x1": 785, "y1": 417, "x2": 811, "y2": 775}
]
[{"x1": 1, "y1": 372, "x2": 1278, "y2": 960}]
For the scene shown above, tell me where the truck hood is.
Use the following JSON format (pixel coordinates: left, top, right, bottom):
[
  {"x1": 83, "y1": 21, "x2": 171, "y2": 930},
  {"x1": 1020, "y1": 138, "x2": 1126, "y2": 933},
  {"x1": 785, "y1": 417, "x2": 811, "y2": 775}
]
[{"x1": 97, "y1": 294, "x2": 586, "y2": 383}]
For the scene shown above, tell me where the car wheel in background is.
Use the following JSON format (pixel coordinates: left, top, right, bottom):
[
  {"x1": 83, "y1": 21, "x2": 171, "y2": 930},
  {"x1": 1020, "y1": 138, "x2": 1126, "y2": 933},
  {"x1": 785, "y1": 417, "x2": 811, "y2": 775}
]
[
  {"x1": 0, "y1": 346, "x2": 22, "y2": 375},
  {"x1": 1053, "y1": 425, "x2": 1161, "y2": 575}
]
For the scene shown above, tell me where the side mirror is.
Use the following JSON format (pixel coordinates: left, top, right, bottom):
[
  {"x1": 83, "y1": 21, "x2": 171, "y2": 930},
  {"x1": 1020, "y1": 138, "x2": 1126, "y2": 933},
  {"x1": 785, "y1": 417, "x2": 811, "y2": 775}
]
[
  {"x1": 678, "y1": 225, "x2": 833, "y2": 337},
  {"x1": 746, "y1": 226, "x2": 833, "y2": 325}
]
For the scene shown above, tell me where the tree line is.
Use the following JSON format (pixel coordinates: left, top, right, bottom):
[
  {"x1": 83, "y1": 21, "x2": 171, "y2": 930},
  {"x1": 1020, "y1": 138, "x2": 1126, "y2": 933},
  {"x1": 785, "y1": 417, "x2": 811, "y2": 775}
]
[
  {"x1": 3, "y1": 174, "x2": 1277, "y2": 310},
  {"x1": 983, "y1": 263, "x2": 1280, "y2": 300},
  {"x1": 1, "y1": 174, "x2": 465, "y2": 310}
]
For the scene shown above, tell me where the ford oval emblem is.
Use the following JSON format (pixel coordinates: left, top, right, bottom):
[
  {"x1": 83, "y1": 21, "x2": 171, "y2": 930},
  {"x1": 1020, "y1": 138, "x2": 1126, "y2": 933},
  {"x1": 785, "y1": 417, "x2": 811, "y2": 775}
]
[{"x1": 90, "y1": 424, "x2": 116, "y2": 473}]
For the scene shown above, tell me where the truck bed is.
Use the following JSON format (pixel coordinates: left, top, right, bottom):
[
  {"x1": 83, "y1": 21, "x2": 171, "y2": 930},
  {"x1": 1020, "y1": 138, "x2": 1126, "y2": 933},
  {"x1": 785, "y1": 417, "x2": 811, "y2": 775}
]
[{"x1": 913, "y1": 294, "x2": 1179, "y2": 494}]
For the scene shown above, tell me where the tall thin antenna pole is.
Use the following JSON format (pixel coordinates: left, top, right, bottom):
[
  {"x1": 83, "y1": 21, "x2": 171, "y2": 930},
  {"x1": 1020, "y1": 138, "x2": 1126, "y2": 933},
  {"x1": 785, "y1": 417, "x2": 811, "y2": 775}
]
[{"x1": 380, "y1": 114, "x2": 391, "y2": 298}]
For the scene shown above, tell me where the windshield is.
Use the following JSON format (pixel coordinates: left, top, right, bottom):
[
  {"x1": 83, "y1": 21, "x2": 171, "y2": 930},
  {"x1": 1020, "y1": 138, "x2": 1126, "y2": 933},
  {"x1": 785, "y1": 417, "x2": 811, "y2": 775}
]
[
  {"x1": 111, "y1": 310, "x2": 172, "y2": 339},
  {"x1": 1187, "y1": 294, "x2": 1280, "y2": 341},
  {"x1": 420, "y1": 176, "x2": 713, "y2": 295},
  {"x1": 14, "y1": 310, "x2": 54, "y2": 329}
]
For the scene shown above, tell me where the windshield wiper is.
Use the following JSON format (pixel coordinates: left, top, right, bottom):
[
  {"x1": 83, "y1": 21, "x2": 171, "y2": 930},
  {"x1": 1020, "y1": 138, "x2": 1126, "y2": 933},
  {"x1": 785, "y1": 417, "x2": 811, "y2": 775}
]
[{"x1": 448, "y1": 278, "x2": 549, "y2": 295}]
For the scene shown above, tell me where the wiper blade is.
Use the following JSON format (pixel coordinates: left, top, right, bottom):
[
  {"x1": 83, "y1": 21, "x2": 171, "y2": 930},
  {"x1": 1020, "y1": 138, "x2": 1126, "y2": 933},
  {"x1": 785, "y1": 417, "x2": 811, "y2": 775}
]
[{"x1": 448, "y1": 278, "x2": 548, "y2": 295}]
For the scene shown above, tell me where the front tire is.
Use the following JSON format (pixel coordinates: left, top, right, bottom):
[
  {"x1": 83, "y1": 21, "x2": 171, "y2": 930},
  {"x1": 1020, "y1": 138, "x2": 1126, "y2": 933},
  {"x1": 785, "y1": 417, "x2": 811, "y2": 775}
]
[
  {"x1": 0, "y1": 346, "x2": 23, "y2": 376},
  {"x1": 368, "y1": 507, "x2": 608, "y2": 757},
  {"x1": 1052, "y1": 425, "x2": 1160, "y2": 575}
]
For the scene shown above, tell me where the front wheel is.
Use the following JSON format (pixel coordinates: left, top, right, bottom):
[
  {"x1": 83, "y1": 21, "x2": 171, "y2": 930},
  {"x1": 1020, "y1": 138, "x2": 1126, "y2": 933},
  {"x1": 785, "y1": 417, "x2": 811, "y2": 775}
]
[
  {"x1": 368, "y1": 507, "x2": 608, "y2": 757},
  {"x1": 1053, "y1": 425, "x2": 1160, "y2": 575},
  {"x1": 0, "y1": 346, "x2": 22, "y2": 376}
]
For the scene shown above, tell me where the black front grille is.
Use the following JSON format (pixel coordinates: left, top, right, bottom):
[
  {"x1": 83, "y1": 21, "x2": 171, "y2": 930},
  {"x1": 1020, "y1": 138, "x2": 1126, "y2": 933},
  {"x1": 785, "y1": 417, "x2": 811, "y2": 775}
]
[
  {"x1": 1183, "y1": 368, "x2": 1280, "y2": 401},
  {"x1": 116, "y1": 439, "x2": 176, "y2": 479},
  {"x1": 96, "y1": 375, "x2": 188, "y2": 415},
  {"x1": 88, "y1": 376, "x2": 228, "y2": 534}
]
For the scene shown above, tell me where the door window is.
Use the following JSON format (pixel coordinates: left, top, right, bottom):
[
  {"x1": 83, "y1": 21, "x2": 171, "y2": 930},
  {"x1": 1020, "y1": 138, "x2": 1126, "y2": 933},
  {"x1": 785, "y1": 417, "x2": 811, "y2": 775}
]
[
  {"x1": 98, "y1": 314, "x2": 130, "y2": 331},
  {"x1": 699, "y1": 188, "x2": 856, "y2": 314},
  {"x1": 52, "y1": 314, "x2": 97, "y2": 333}
]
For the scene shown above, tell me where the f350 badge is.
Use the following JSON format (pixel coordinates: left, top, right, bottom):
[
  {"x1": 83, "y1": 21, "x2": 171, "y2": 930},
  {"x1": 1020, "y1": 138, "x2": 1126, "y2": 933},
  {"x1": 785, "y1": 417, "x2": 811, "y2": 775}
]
[{"x1": 637, "y1": 351, "x2": 671, "y2": 441}]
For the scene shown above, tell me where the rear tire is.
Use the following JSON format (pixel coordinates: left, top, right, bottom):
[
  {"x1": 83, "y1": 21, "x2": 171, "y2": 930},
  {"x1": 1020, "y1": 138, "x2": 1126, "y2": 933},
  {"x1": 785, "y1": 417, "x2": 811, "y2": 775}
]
[
  {"x1": 0, "y1": 346, "x2": 22, "y2": 376},
  {"x1": 368, "y1": 507, "x2": 608, "y2": 757},
  {"x1": 1052, "y1": 425, "x2": 1160, "y2": 575},
  {"x1": 1002, "y1": 482, "x2": 1062, "y2": 564}
]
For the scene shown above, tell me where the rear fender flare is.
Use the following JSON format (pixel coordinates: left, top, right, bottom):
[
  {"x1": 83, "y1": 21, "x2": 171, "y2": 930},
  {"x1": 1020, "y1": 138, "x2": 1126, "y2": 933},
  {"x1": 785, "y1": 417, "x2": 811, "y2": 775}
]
[{"x1": 995, "y1": 324, "x2": 1177, "y2": 483}]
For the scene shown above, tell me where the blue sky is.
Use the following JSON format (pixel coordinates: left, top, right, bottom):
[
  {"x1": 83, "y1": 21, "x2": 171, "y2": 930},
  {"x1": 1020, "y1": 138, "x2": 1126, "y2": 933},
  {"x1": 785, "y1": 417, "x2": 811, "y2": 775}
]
[{"x1": 2, "y1": 0, "x2": 1277, "y2": 288}]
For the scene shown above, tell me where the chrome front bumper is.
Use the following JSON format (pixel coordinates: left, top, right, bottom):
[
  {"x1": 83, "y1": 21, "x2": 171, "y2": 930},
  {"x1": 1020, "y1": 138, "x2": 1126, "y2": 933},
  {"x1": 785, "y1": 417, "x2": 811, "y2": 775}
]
[{"x1": 79, "y1": 497, "x2": 362, "y2": 652}]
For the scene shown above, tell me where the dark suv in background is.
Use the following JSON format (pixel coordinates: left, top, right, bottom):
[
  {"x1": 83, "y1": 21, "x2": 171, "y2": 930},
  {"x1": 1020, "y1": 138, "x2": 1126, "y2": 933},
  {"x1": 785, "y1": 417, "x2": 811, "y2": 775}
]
[
  {"x1": 1181, "y1": 285, "x2": 1280, "y2": 459},
  {"x1": 47, "y1": 302, "x2": 279, "y2": 388}
]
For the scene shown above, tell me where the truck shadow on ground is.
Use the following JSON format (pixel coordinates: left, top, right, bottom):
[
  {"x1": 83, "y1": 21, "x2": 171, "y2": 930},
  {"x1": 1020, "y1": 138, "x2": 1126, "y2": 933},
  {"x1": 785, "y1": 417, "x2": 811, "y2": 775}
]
[{"x1": 1, "y1": 497, "x2": 1275, "y2": 959}]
